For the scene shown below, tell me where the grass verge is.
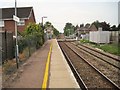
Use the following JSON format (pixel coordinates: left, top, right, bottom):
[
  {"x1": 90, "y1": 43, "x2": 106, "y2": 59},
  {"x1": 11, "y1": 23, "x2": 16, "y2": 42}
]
[{"x1": 80, "y1": 39, "x2": 120, "y2": 56}]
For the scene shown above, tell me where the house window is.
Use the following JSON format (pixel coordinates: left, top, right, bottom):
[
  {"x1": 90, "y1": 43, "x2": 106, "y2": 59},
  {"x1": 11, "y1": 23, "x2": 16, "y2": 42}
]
[
  {"x1": 17, "y1": 19, "x2": 25, "y2": 26},
  {"x1": 0, "y1": 20, "x2": 4, "y2": 27}
]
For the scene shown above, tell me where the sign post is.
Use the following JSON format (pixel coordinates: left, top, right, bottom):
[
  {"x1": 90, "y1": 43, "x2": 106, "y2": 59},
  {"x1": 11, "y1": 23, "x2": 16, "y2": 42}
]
[
  {"x1": 13, "y1": 0, "x2": 19, "y2": 69},
  {"x1": 13, "y1": 15, "x2": 20, "y2": 22}
]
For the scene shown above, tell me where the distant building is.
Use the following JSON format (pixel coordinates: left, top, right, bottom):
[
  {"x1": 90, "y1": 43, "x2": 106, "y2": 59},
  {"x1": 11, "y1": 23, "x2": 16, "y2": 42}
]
[
  {"x1": 89, "y1": 24, "x2": 98, "y2": 32},
  {"x1": 0, "y1": 7, "x2": 36, "y2": 34},
  {"x1": 75, "y1": 24, "x2": 98, "y2": 35},
  {"x1": 45, "y1": 27, "x2": 53, "y2": 39},
  {"x1": 57, "y1": 33, "x2": 65, "y2": 39},
  {"x1": 75, "y1": 24, "x2": 98, "y2": 40}
]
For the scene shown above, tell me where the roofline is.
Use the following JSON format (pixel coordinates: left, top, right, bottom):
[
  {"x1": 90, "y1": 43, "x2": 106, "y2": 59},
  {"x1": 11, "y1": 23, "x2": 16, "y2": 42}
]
[
  {"x1": 1, "y1": 6, "x2": 33, "y2": 10},
  {"x1": 28, "y1": 7, "x2": 36, "y2": 22},
  {"x1": 28, "y1": 7, "x2": 33, "y2": 19},
  {"x1": 1, "y1": 7, "x2": 33, "y2": 20},
  {"x1": 0, "y1": 18, "x2": 29, "y2": 21}
]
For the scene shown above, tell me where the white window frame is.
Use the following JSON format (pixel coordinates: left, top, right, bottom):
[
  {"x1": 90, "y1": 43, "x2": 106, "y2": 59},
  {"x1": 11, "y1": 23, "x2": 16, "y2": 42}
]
[
  {"x1": 17, "y1": 19, "x2": 25, "y2": 26},
  {"x1": 0, "y1": 20, "x2": 4, "y2": 27}
]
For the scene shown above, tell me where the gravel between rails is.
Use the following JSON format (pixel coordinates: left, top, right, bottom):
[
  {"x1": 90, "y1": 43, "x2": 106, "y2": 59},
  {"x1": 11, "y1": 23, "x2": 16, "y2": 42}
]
[
  {"x1": 59, "y1": 42, "x2": 118, "y2": 89},
  {"x1": 72, "y1": 42, "x2": 120, "y2": 69},
  {"x1": 66, "y1": 42, "x2": 120, "y2": 88}
]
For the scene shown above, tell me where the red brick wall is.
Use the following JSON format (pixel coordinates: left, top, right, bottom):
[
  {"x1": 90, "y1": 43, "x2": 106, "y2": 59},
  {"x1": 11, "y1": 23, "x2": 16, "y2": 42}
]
[
  {"x1": 25, "y1": 10, "x2": 36, "y2": 26},
  {"x1": 4, "y1": 20, "x2": 15, "y2": 33},
  {"x1": 4, "y1": 10, "x2": 36, "y2": 34},
  {"x1": 18, "y1": 10, "x2": 36, "y2": 32}
]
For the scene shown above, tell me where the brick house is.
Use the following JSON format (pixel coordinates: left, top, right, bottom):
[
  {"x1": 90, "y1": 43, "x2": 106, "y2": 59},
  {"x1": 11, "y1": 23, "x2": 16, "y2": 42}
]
[
  {"x1": 0, "y1": 7, "x2": 36, "y2": 34},
  {"x1": 75, "y1": 24, "x2": 98, "y2": 40},
  {"x1": 88, "y1": 24, "x2": 98, "y2": 32},
  {"x1": 75, "y1": 24, "x2": 98, "y2": 35}
]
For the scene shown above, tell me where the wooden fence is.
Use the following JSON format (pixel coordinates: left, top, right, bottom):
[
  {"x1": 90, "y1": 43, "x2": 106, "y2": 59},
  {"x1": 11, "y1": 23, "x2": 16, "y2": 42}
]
[{"x1": 0, "y1": 31, "x2": 14, "y2": 62}]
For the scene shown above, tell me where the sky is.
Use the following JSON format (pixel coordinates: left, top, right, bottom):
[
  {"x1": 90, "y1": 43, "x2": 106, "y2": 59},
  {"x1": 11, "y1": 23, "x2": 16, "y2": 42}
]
[{"x1": 0, "y1": 0, "x2": 119, "y2": 33}]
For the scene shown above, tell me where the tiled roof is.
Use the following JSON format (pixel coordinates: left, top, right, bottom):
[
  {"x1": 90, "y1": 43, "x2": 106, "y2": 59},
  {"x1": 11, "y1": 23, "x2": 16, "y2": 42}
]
[{"x1": 0, "y1": 7, "x2": 33, "y2": 20}]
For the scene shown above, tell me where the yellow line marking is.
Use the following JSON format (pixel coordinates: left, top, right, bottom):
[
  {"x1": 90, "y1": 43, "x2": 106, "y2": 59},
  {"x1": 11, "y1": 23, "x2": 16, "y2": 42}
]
[{"x1": 42, "y1": 43, "x2": 52, "y2": 89}]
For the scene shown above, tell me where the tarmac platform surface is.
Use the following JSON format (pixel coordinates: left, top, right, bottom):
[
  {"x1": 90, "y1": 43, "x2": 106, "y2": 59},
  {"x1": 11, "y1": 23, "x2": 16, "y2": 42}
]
[
  {"x1": 3, "y1": 39, "x2": 79, "y2": 88},
  {"x1": 48, "y1": 39, "x2": 79, "y2": 88}
]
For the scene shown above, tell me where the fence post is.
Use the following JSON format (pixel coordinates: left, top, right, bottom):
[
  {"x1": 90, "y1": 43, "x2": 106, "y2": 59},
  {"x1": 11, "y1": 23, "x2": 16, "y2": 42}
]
[{"x1": 4, "y1": 30, "x2": 6, "y2": 62}]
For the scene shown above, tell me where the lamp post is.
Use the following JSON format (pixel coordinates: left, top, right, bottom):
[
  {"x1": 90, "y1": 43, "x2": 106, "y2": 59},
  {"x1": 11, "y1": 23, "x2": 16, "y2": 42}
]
[
  {"x1": 42, "y1": 16, "x2": 47, "y2": 27},
  {"x1": 15, "y1": 0, "x2": 19, "y2": 69},
  {"x1": 41, "y1": 16, "x2": 47, "y2": 42}
]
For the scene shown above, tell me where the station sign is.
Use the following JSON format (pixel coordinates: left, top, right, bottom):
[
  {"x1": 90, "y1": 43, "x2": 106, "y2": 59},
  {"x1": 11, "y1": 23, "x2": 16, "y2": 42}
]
[{"x1": 13, "y1": 15, "x2": 20, "y2": 22}]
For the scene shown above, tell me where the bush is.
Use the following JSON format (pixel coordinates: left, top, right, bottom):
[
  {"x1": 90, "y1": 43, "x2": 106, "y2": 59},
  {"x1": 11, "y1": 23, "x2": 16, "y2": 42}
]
[
  {"x1": 80, "y1": 39, "x2": 90, "y2": 43},
  {"x1": 18, "y1": 38, "x2": 27, "y2": 53},
  {"x1": 98, "y1": 44, "x2": 120, "y2": 56},
  {"x1": 18, "y1": 23, "x2": 44, "y2": 53}
]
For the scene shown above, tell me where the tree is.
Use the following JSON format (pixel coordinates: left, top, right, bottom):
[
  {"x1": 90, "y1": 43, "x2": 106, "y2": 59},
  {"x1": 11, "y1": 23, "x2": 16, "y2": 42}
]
[
  {"x1": 111, "y1": 25, "x2": 118, "y2": 31},
  {"x1": 118, "y1": 24, "x2": 120, "y2": 31},
  {"x1": 80, "y1": 24, "x2": 84, "y2": 28},
  {"x1": 92, "y1": 20, "x2": 100, "y2": 29},
  {"x1": 53, "y1": 28, "x2": 59, "y2": 36},
  {"x1": 63, "y1": 22, "x2": 75, "y2": 36},
  {"x1": 92, "y1": 20, "x2": 110, "y2": 31},
  {"x1": 44, "y1": 21, "x2": 59, "y2": 37},
  {"x1": 101, "y1": 21, "x2": 110, "y2": 31},
  {"x1": 24, "y1": 23, "x2": 42, "y2": 35},
  {"x1": 74, "y1": 25, "x2": 79, "y2": 30},
  {"x1": 85, "y1": 23, "x2": 90, "y2": 28},
  {"x1": 44, "y1": 22, "x2": 52, "y2": 28},
  {"x1": 24, "y1": 23, "x2": 44, "y2": 48}
]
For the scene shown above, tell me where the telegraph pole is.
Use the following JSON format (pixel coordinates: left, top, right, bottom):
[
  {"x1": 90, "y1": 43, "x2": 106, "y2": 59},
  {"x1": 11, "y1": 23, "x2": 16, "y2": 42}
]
[{"x1": 15, "y1": 0, "x2": 19, "y2": 69}]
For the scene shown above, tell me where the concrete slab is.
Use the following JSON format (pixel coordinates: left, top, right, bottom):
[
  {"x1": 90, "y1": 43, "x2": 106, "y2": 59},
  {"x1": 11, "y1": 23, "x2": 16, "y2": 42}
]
[{"x1": 49, "y1": 39, "x2": 79, "y2": 88}]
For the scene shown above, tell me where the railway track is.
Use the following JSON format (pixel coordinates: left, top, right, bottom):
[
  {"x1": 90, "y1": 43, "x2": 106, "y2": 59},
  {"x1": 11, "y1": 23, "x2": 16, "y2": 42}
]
[
  {"x1": 58, "y1": 41, "x2": 120, "y2": 89},
  {"x1": 71, "y1": 42, "x2": 120, "y2": 69},
  {"x1": 68, "y1": 42, "x2": 120, "y2": 87}
]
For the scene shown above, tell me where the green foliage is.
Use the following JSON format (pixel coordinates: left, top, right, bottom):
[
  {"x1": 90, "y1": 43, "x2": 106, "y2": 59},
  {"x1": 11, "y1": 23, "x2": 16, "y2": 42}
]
[
  {"x1": 18, "y1": 38, "x2": 27, "y2": 53},
  {"x1": 92, "y1": 20, "x2": 110, "y2": 31},
  {"x1": 64, "y1": 22, "x2": 75, "y2": 36},
  {"x1": 53, "y1": 28, "x2": 59, "y2": 36},
  {"x1": 96, "y1": 44, "x2": 120, "y2": 56},
  {"x1": 18, "y1": 23, "x2": 44, "y2": 53},
  {"x1": 80, "y1": 39, "x2": 90, "y2": 43},
  {"x1": 79, "y1": 38, "x2": 120, "y2": 56},
  {"x1": 44, "y1": 21, "x2": 59, "y2": 37},
  {"x1": 88, "y1": 43, "x2": 120, "y2": 56},
  {"x1": 44, "y1": 22, "x2": 52, "y2": 28},
  {"x1": 25, "y1": 23, "x2": 43, "y2": 47},
  {"x1": 24, "y1": 23, "x2": 43, "y2": 35},
  {"x1": 111, "y1": 25, "x2": 118, "y2": 31},
  {"x1": 117, "y1": 24, "x2": 120, "y2": 31},
  {"x1": 80, "y1": 24, "x2": 84, "y2": 27}
]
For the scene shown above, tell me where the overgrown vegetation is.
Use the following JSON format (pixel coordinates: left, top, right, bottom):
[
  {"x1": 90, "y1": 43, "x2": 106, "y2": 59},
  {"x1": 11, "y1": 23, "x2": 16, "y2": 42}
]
[
  {"x1": 80, "y1": 39, "x2": 120, "y2": 56},
  {"x1": 80, "y1": 39, "x2": 90, "y2": 43},
  {"x1": 3, "y1": 23, "x2": 44, "y2": 77},
  {"x1": 3, "y1": 22, "x2": 60, "y2": 86},
  {"x1": 44, "y1": 21, "x2": 59, "y2": 37},
  {"x1": 18, "y1": 23, "x2": 44, "y2": 54},
  {"x1": 63, "y1": 23, "x2": 75, "y2": 36},
  {"x1": 94, "y1": 44, "x2": 120, "y2": 56}
]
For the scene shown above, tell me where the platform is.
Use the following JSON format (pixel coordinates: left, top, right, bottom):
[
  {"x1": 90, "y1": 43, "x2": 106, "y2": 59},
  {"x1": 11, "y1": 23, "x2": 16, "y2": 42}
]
[
  {"x1": 6, "y1": 40, "x2": 51, "y2": 88},
  {"x1": 3, "y1": 39, "x2": 79, "y2": 88},
  {"x1": 48, "y1": 39, "x2": 79, "y2": 88}
]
